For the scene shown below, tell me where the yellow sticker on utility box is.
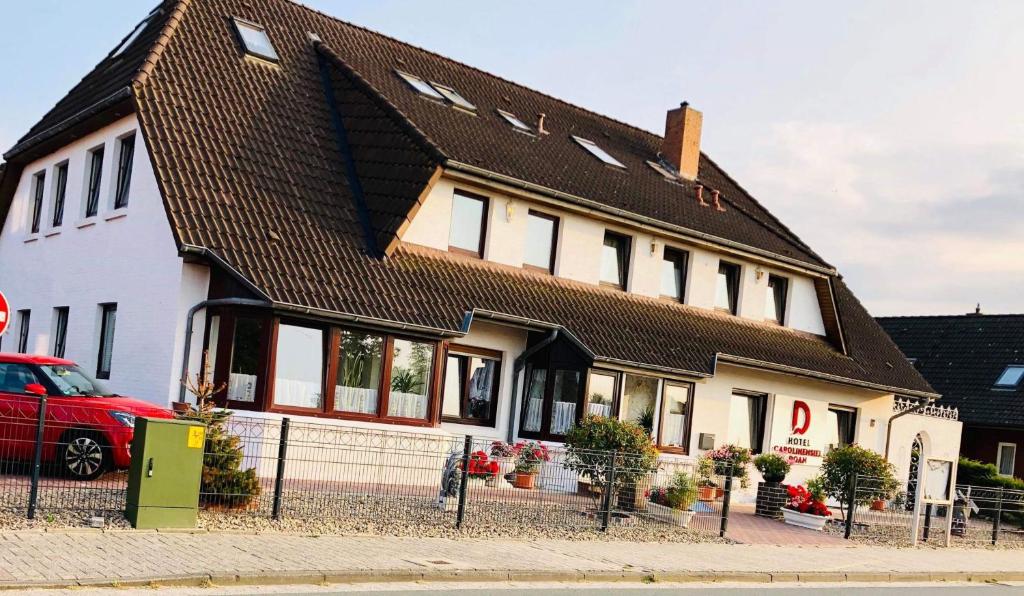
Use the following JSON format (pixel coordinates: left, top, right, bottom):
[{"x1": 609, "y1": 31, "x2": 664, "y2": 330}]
[{"x1": 187, "y1": 426, "x2": 205, "y2": 449}]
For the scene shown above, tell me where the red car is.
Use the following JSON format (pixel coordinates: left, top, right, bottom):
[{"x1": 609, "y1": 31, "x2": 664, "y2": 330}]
[{"x1": 0, "y1": 353, "x2": 173, "y2": 480}]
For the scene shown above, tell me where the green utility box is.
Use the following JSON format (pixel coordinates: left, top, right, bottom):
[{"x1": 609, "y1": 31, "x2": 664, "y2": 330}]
[{"x1": 126, "y1": 417, "x2": 206, "y2": 529}]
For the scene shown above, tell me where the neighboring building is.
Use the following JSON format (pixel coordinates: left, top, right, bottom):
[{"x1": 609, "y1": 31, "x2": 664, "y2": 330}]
[
  {"x1": 879, "y1": 314, "x2": 1024, "y2": 479},
  {"x1": 0, "y1": 0, "x2": 959, "y2": 490}
]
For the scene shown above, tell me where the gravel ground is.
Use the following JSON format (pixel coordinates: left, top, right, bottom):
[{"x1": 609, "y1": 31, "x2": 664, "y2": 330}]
[
  {"x1": 0, "y1": 508, "x2": 130, "y2": 531},
  {"x1": 824, "y1": 517, "x2": 1024, "y2": 550},
  {"x1": 195, "y1": 489, "x2": 732, "y2": 543}
]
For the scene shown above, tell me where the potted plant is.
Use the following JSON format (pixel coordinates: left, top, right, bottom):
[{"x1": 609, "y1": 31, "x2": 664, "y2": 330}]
[
  {"x1": 696, "y1": 455, "x2": 719, "y2": 501},
  {"x1": 463, "y1": 450, "x2": 500, "y2": 487},
  {"x1": 646, "y1": 470, "x2": 699, "y2": 527},
  {"x1": 563, "y1": 415, "x2": 659, "y2": 512},
  {"x1": 706, "y1": 444, "x2": 752, "y2": 489},
  {"x1": 781, "y1": 477, "x2": 832, "y2": 530},
  {"x1": 753, "y1": 453, "x2": 791, "y2": 518},
  {"x1": 490, "y1": 440, "x2": 517, "y2": 482},
  {"x1": 511, "y1": 441, "x2": 549, "y2": 489}
]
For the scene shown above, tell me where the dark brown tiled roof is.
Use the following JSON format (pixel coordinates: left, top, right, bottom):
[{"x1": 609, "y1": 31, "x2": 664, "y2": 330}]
[
  {"x1": 3, "y1": 0, "x2": 933, "y2": 396},
  {"x1": 877, "y1": 315, "x2": 1024, "y2": 426}
]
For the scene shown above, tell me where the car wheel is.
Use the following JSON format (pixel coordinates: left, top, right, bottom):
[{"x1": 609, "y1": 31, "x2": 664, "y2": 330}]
[{"x1": 58, "y1": 431, "x2": 108, "y2": 480}]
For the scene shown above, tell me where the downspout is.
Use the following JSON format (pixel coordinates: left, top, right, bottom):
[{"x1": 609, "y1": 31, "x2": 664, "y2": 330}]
[
  {"x1": 884, "y1": 397, "x2": 936, "y2": 459},
  {"x1": 506, "y1": 329, "x2": 559, "y2": 443},
  {"x1": 177, "y1": 298, "x2": 271, "y2": 403}
]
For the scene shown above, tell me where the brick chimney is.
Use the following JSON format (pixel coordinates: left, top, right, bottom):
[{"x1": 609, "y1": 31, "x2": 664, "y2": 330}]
[{"x1": 661, "y1": 102, "x2": 703, "y2": 181}]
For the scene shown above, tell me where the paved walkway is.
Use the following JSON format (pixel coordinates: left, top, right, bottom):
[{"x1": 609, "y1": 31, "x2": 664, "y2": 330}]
[
  {"x1": 726, "y1": 504, "x2": 847, "y2": 545},
  {"x1": 1, "y1": 530, "x2": 1023, "y2": 590}
]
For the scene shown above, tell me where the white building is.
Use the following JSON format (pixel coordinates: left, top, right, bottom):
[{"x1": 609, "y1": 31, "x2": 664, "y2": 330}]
[{"x1": 0, "y1": 0, "x2": 960, "y2": 494}]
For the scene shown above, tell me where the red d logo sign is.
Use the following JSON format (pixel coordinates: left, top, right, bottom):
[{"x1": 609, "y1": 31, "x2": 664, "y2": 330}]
[
  {"x1": 792, "y1": 400, "x2": 811, "y2": 435},
  {"x1": 0, "y1": 291, "x2": 9, "y2": 337}
]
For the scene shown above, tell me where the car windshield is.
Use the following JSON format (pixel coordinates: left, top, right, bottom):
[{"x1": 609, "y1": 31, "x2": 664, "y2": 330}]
[{"x1": 36, "y1": 364, "x2": 114, "y2": 397}]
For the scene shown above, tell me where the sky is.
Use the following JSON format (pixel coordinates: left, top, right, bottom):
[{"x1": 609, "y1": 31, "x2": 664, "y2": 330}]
[{"x1": 1, "y1": 1, "x2": 1021, "y2": 316}]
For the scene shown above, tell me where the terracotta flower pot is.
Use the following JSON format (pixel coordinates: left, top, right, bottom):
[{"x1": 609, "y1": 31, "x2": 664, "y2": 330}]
[
  {"x1": 513, "y1": 472, "x2": 536, "y2": 489},
  {"x1": 698, "y1": 485, "x2": 717, "y2": 501},
  {"x1": 870, "y1": 499, "x2": 886, "y2": 511}
]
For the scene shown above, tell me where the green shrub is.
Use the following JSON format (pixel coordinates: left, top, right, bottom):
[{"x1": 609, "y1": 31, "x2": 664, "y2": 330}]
[
  {"x1": 753, "y1": 453, "x2": 791, "y2": 483},
  {"x1": 649, "y1": 471, "x2": 699, "y2": 511},
  {"x1": 957, "y1": 457, "x2": 1024, "y2": 490},
  {"x1": 820, "y1": 444, "x2": 898, "y2": 518},
  {"x1": 564, "y1": 414, "x2": 659, "y2": 506}
]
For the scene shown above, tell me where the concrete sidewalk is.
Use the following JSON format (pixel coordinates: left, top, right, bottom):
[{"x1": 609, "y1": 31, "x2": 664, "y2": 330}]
[{"x1": 1, "y1": 530, "x2": 1023, "y2": 590}]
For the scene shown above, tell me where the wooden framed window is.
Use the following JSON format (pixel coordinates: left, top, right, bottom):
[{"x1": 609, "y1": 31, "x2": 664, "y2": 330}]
[
  {"x1": 658, "y1": 381, "x2": 694, "y2": 454},
  {"x1": 441, "y1": 344, "x2": 501, "y2": 426},
  {"x1": 728, "y1": 390, "x2": 767, "y2": 454},
  {"x1": 113, "y1": 133, "x2": 135, "y2": 209},
  {"x1": 520, "y1": 366, "x2": 585, "y2": 441},
  {"x1": 600, "y1": 230, "x2": 631, "y2": 289},
  {"x1": 715, "y1": 260, "x2": 741, "y2": 314},
  {"x1": 52, "y1": 307, "x2": 69, "y2": 358},
  {"x1": 620, "y1": 374, "x2": 658, "y2": 434},
  {"x1": 205, "y1": 310, "x2": 271, "y2": 411},
  {"x1": 84, "y1": 147, "x2": 104, "y2": 218},
  {"x1": 51, "y1": 162, "x2": 68, "y2": 228},
  {"x1": 448, "y1": 190, "x2": 488, "y2": 257},
  {"x1": 524, "y1": 210, "x2": 558, "y2": 273},
  {"x1": 584, "y1": 369, "x2": 619, "y2": 419},
  {"x1": 333, "y1": 329, "x2": 385, "y2": 416},
  {"x1": 661, "y1": 246, "x2": 688, "y2": 301},
  {"x1": 765, "y1": 274, "x2": 788, "y2": 324},
  {"x1": 30, "y1": 171, "x2": 45, "y2": 234},
  {"x1": 270, "y1": 323, "x2": 326, "y2": 411},
  {"x1": 96, "y1": 304, "x2": 117, "y2": 380}
]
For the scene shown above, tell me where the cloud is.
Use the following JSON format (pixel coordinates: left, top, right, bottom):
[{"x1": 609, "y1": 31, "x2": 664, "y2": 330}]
[{"x1": 739, "y1": 121, "x2": 1024, "y2": 316}]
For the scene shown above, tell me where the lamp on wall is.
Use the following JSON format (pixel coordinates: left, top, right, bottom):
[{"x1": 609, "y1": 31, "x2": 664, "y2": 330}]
[
  {"x1": 649, "y1": 238, "x2": 657, "y2": 256},
  {"x1": 505, "y1": 201, "x2": 515, "y2": 222},
  {"x1": 755, "y1": 266, "x2": 765, "y2": 281}
]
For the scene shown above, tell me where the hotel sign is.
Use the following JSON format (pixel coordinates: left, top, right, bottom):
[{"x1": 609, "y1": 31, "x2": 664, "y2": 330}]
[{"x1": 769, "y1": 397, "x2": 825, "y2": 464}]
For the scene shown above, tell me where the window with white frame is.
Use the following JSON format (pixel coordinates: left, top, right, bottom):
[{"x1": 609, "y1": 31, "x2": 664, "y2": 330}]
[{"x1": 997, "y1": 443, "x2": 1017, "y2": 477}]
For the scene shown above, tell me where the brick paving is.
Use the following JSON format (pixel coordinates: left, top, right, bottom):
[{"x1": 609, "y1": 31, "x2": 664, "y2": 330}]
[
  {"x1": 1, "y1": 530, "x2": 1023, "y2": 589},
  {"x1": 726, "y1": 503, "x2": 847, "y2": 545}
]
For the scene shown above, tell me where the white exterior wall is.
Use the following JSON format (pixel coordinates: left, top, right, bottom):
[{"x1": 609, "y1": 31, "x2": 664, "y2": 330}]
[
  {"x1": 0, "y1": 115, "x2": 208, "y2": 407},
  {"x1": 889, "y1": 413, "x2": 963, "y2": 488},
  {"x1": 403, "y1": 176, "x2": 827, "y2": 335}
]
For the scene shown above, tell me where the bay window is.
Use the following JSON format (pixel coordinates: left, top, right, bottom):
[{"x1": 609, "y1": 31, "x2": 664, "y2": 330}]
[
  {"x1": 442, "y1": 345, "x2": 501, "y2": 426},
  {"x1": 271, "y1": 324, "x2": 325, "y2": 410},
  {"x1": 334, "y1": 330, "x2": 384, "y2": 414}
]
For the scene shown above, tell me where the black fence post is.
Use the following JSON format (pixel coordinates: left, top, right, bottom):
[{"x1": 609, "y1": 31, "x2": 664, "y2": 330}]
[
  {"x1": 992, "y1": 488, "x2": 1004, "y2": 546},
  {"x1": 844, "y1": 473, "x2": 858, "y2": 539},
  {"x1": 719, "y1": 470, "x2": 733, "y2": 538},
  {"x1": 923, "y1": 504, "x2": 932, "y2": 542},
  {"x1": 271, "y1": 417, "x2": 290, "y2": 520},
  {"x1": 26, "y1": 394, "x2": 47, "y2": 520},
  {"x1": 456, "y1": 435, "x2": 472, "y2": 529},
  {"x1": 600, "y1": 452, "x2": 617, "y2": 532}
]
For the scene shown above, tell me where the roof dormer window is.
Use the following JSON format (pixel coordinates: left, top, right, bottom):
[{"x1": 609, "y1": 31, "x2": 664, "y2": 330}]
[
  {"x1": 497, "y1": 109, "x2": 531, "y2": 132},
  {"x1": 573, "y1": 136, "x2": 625, "y2": 168},
  {"x1": 232, "y1": 18, "x2": 279, "y2": 62},
  {"x1": 111, "y1": 7, "x2": 162, "y2": 58},
  {"x1": 646, "y1": 160, "x2": 677, "y2": 180},
  {"x1": 431, "y1": 83, "x2": 476, "y2": 111},
  {"x1": 995, "y1": 365, "x2": 1024, "y2": 389},
  {"x1": 395, "y1": 70, "x2": 445, "y2": 100}
]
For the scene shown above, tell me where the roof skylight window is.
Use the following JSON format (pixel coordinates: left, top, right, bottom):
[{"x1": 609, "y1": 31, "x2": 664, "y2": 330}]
[
  {"x1": 431, "y1": 83, "x2": 476, "y2": 111},
  {"x1": 111, "y1": 7, "x2": 162, "y2": 58},
  {"x1": 573, "y1": 136, "x2": 626, "y2": 168},
  {"x1": 646, "y1": 160, "x2": 677, "y2": 180},
  {"x1": 497, "y1": 110, "x2": 532, "y2": 132},
  {"x1": 232, "y1": 18, "x2": 279, "y2": 62},
  {"x1": 395, "y1": 70, "x2": 445, "y2": 100},
  {"x1": 995, "y1": 365, "x2": 1024, "y2": 388}
]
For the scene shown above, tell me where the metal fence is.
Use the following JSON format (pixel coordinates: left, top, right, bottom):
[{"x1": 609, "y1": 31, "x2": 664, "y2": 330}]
[
  {"x1": 1, "y1": 408, "x2": 731, "y2": 537},
  {"x1": 842, "y1": 474, "x2": 1024, "y2": 547},
  {"x1": 0, "y1": 398, "x2": 129, "y2": 520}
]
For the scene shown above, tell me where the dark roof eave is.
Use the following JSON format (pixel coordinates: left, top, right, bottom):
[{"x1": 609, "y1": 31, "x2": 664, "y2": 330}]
[
  {"x1": 715, "y1": 353, "x2": 941, "y2": 400},
  {"x1": 445, "y1": 161, "x2": 838, "y2": 277},
  {"x1": 3, "y1": 87, "x2": 133, "y2": 161}
]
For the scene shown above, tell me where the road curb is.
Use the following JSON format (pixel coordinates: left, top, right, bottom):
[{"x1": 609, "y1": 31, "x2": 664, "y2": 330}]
[{"x1": 1, "y1": 567, "x2": 1022, "y2": 591}]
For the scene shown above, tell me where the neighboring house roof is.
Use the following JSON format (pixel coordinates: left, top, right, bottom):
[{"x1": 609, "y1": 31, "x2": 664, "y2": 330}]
[
  {"x1": 877, "y1": 314, "x2": 1024, "y2": 427},
  {"x1": 0, "y1": 0, "x2": 936, "y2": 398}
]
